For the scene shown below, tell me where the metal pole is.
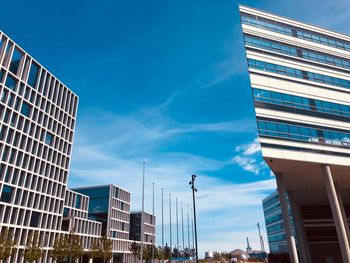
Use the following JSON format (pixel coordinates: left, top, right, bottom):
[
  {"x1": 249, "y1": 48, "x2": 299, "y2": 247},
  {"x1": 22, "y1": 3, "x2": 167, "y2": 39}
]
[
  {"x1": 176, "y1": 197, "x2": 179, "y2": 257},
  {"x1": 141, "y1": 161, "x2": 146, "y2": 263},
  {"x1": 181, "y1": 201, "x2": 185, "y2": 251},
  {"x1": 187, "y1": 204, "x2": 190, "y2": 249},
  {"x1": 152, "y1": 182, "x2": 155, "y2": 263},
  {"x1": 189, "y1": 175, "x2": 199, "y2": 263},
  {"x1": 191, "y1": 207, "x2": 195, "y2": 261},
  {"x1": 169, "y1": 194, "x2": 172, "y2": 263},
  {"x1": 162, "y1": 188, "x2": 164, "y2": 263}
]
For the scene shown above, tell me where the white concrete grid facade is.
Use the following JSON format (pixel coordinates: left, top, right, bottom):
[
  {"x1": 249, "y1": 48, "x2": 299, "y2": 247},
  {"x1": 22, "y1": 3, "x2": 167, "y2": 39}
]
[
  {"x1": 240, "y1": 5, "x2": 350, "y2": 263},
  {"x1": 0, "y1": 30, "x2": 78, "y2": 263}
]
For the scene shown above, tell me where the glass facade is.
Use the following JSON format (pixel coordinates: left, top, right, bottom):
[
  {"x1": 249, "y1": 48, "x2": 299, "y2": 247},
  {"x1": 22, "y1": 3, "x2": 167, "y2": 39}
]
[
  {"x1": 257, "y1": 119, "x2": 350, "y2": 147},
  {"x1": 253, "y1": 88, "x2": 350, "y2": 117},
  {"x1": 248, "y1": 59, "x2": 350, "y2": 90},
  {"x1": 241, "y1": 13, "x2": 350, "y2": 51},
  {"x1": 245, "y1": 35, "x2": 350, "y2": 70}
]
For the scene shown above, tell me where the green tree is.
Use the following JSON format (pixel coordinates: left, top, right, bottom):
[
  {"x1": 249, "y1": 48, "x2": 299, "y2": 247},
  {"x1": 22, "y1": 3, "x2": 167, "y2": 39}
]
[
  {"x1": 98, "y1": 235, "x2": 112, "y2": 263},
  {"x1": 23, "y1": 231, "x2": 43, "y2": 262},
  {"x1": 163, "y1": 244, "x2": 171, "y2": 260},
  {"x1": 86, "y1": 239, "x2": 101, "y2": 262},
  {"x1": 129, "y1": 241, "x2": 140, "y2": 263},
  {"x1": 49, "y1": 234, "x2": 68, "y2": 263},
  {"x1": 156, "y1": 246, "x2": 163, "y2": 260},
  {"x1": 143, "y1": 245, "x2": 157, "y2": 262},
  {"x1": 0, "y1": 227, "x2": 16, "y2": 262},
  {"x1": 67, "y1": 232, "x2": 84, "y2": 263}
]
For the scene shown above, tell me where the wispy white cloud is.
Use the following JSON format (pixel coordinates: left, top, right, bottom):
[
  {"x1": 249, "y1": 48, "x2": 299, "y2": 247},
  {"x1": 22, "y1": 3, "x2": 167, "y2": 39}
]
[
  {"x1": 232, "y1": 137, "x2": 267, "y2": 175},
  {"x1": 69, "y1": 103, "x2": 271, "y2": 256}
]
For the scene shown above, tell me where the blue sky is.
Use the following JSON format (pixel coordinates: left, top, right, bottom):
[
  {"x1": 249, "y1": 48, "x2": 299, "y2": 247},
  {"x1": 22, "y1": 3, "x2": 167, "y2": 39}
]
[{"x1": 2, "y1": 0, "x2": 350, "y2": 256}]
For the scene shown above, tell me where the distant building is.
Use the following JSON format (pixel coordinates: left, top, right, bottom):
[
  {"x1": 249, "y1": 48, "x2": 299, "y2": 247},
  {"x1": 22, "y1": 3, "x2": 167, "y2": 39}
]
[
  {"x1": 204, "y1": 251, "x2": 213, "y2": 260},
  {"x1": 262, "y1": 191, "x2": 295, "y2": 254},
  {"x1": 129, "y1": 211, "x2": 156, "y2": 244}
]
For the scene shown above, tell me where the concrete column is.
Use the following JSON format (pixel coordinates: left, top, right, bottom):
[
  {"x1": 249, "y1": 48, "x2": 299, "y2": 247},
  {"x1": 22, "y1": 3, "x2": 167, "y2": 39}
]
[
  {"x1": 335, "y1": 186, "x2": 350, "y2": 245},
  {"x1": 276, "y1": 173, "x2": 299, "y2": 263},
  {"x1": 289, "y1": 192, "x2": 312, "y2": 263},
  {"x1": 322, "y1": 165, "x2": 350, "y2": 263}
]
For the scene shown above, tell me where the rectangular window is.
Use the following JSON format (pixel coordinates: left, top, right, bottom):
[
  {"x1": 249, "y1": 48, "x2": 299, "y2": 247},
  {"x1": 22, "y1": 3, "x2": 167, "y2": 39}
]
[
  {"x1": 21, "y1": 102, "x2": 31, "y2": 117},
  {"x1": 5, "y1": 75, "x2": 17, "y2": 90},
  {"x1": 30, "y1": 211, "x2": 40, "y2": 227},
  {"x1": 0, "y1": 185, "x2": 13, "y2": 203},
  {"x1": 75, "y1": 195, "x2": 81, "y2": 209},
  {"x1": 28, "y1": 62, "x2": 39, "y2": 88},
  {"x1": 9, "y1": 48, "x2": 23, "y2": 75},
  {"x1": 45, "y1": 132, "x2": 53, "y2": 145}
]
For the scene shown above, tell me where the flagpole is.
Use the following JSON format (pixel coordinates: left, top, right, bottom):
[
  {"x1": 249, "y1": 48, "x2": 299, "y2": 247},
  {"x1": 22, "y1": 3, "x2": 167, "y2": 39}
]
[
  {"x1": 181, "y1": 201, "x2": 185, "y2": 251},
  {"x1": 169, "y1": 194, "x2": 172, "y2": 263},
  {"x1": 140, "y1": 161, "x2": 146, "y2": 263},
  {"x1": 162, "y1": 188, "x2": 164, "y2": 263},
  {"x1": 152, "y1": 182, "x2": 155, "y2": 263},
  {"x1": 187, "y1": 204, "x2": 190, "y2": 249},
  {"x1": 176, "y1": 197, "x2": 179, "y2": 258}
]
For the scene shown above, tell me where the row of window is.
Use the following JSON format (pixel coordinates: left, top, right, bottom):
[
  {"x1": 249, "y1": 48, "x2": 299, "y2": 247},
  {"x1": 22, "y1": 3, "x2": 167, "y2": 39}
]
[
  {"x1": 0, "y1": 206, "x2": 62, "y2": 237},
  {"x1": 0, "y1": 72, "x2": 76, "y2": 132},
  {"x1": 0, "y1": 163, "x2": 66, "y2": 200},
  {"x1": 258, "y1": 119, "x2": 350, "y2": 147},
  {"x1": 1, "y1": 84, "x2": 74, "y2": 145},
  {"x1": 0, "y1": 37, "x2": 78, "y2": 118},
  {"x1": 268, "y1": 233, "x2": 286, "y2": 243},
  {"x1": 0, "y1": 107, "x2": 72, "y2": 158},
  {"x1": 0, "y1": 72, "x2": 76, "y2": 131},
  {"x1": 241, "y1": 13, "x2": 350, "y2": 51},
  {"x1": 266, "y1": 223, "x2": 285, "y2": 234},
  {"x1": 0, "y1": 183, "x2": 64, "y2": 214},
  {"x1": 263, "y1": 202, "x2": 281, "y2": 216},
  {"x1": 248, "y1": 59, "x2": 350, "y2": 90},
  {"x1": 71, "y1": 217, "x2": 101, "y2": 236},
  {"x1": 1, "y1": 128, "x2": 71, "y2": 171},
  {"x1": 63, "y1": 207, "x2": 88, "y2": 219},
  {"x1": 265, "y1": 213, "x2": 282, "y2": 224},
  {"x1": 253, "y1": 88, "x2": 350, "y2": 117},
  {"x1": 64, "y1": 189, "x2": 88, "y2": 211},
  {"x1": 244, "y1": 35, "x2": 350, "y2": 70},
  {"x1": 0, "y1": 106, "x2": 72, "y2": 158},
  {"x1": 111, "y1": 207, "x2": 130, "y2": 223}
]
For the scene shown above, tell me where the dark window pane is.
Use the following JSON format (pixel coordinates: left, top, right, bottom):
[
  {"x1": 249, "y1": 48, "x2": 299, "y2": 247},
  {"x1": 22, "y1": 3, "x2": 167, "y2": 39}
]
[
  {"x1": 28, "y1": 62, "x2": 39, "y2": 88},
  {"x1": 9, "y1": 48, "x2": 22, "y2": 75},
  {"x1": 5, "y1": 75, "x2": 17, "y2": 90},
  {"x1": 21, "y1": 102, "x2": 31, "y2": 117},
  {"x1": 1, "y1": 185, "x2": 13, "y2": 203},
  {"x1": 45, "y1": 132, "x2": 53, "y2": 145},
  {"x1": 30, "y1": 211, "x2": 40, "y2": 227}
]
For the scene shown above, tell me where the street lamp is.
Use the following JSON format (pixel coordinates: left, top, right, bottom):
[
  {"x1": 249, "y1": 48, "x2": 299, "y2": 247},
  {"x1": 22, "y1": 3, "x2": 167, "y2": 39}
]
[{"x1": 189, "y1": 174, "x2": 198, "y2": 263}]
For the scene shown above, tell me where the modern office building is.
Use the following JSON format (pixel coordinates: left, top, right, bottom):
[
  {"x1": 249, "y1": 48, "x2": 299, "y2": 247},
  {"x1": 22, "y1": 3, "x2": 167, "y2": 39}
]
[
  {"x1": 0, "y1": 29, "x2": 80, "y2": 262},
  {"x1": 129, "y1": 211, "x2": 156, "y2": 244},
  {"x1": 262, "y1": 191, "x2": 295, "y2": 254},
  {"x1": 74, "y1": 184, "x2": 134, "y2": 262},
  {"x1": 0, "y1": 30, "x2": 156, "y2": 263},
  {"x1": 240, "y1": 5, "x2": 350, "y2": 263}
]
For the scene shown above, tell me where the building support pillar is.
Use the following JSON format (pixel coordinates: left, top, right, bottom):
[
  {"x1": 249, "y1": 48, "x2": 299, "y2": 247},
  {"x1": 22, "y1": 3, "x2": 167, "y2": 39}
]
[
  {"x1": 335, "y1": 186, "x2": 350, "y2": 245},
  {"x1": 276, "y1": 173, "x2": 299, "y2": 263},
  {"x1": 289, "y1": 192, "x2": 312, "y2": 263},
  {"x1": 322, "y1": 165, "x2": 350, "y2": 263}
]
